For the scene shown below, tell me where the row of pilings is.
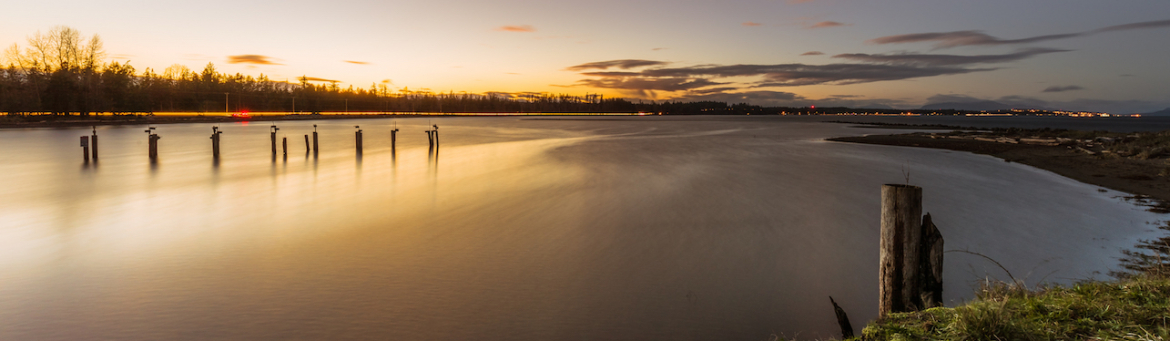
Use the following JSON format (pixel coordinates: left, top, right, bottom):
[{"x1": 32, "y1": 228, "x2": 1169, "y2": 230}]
[{"x1": 80, "y1": 124, "x2": 437, "y2": 162}]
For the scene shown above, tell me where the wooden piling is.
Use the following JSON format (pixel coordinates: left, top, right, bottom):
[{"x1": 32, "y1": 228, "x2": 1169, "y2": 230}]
[
  {"x1": 312, "y1": 124, "x2": 319, "y2": 152},
  {"x1": 283, "y1": 137, "x2": 288, "y2": 156},
  {"x1": 81, "y1": 136, "x2": 90, "y2": 162},
  {"x1": 211, "y1": 127, "x2": 222, "y2": 159},
  {"x1": 270, "y1": 126, "x2": 278, "y2": 155},
  {"x1": 148, "y1": 134, "x2": 160, "y2": 160},
  {"x1": 880, "y1": 184, "x2": 921, "y2": 318},
  {"x1": 391, "y1": 128, "x2": 398, "y2": 151},
  {"x1": 90, "y1": 127, "x2": 98, "y2": 160},
  {"x1": 920, "y1": 213, "x2": 945, "y2": 309},
  {"x1": 304, "y1": 135, "x2": 310, "y2": 153},
  {"x1": 355, "y1": 126, "x2": 363, "y2": 154},
  {"x1": 879, "y1": 184, "x2": 944, "y2": 318}
]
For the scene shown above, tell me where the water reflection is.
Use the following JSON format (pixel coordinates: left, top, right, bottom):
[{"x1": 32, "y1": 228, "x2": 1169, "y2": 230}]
[{"x1": 0, "y1": 117, "x2": 1165, "y2": 341}]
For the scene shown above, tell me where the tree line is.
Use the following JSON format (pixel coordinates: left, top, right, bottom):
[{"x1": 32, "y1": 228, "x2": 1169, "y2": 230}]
[{"x1": 4, "y1": 26, "x2": 977, "y2": 116}]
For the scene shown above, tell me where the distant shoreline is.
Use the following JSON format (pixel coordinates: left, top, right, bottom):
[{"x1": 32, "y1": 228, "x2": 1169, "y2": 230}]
[
  {"x1": 0, "y1": 113, "x2": 638, "y2": 129},
  {"x1": 828, "y1": 131, "x2": 1170, "y2": 211}
]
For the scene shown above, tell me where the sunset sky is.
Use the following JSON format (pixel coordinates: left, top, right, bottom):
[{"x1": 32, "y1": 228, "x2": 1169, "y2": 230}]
[{"x1": 3, "y1": 0, "x2": 1168, "y2": 113}]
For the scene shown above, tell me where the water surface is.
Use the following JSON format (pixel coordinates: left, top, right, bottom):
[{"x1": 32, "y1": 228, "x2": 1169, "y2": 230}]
[{"x1": 0, "y1": 116, "x2": 1162, "y2": 340}]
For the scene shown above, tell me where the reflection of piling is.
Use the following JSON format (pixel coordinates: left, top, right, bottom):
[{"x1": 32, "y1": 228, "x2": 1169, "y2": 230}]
[
  {"x1": 81, "y1": 136, "x2": 90, "y2": 162},
  {"x1": 355, "y1": 126, "x2": 363, "y2": 154},
  {"x1": 145, "y1": 127, "x2": 160, "y2": 160},
  {"x1": 270, "y1": 124, "x2": 280, "y2": 155},
  {"x1": 90, "y1": 127, "x2": 99, "y2": 160},
  {"x1": 312, "y1": 124, "x2": 319, "y2": 153},
  {"x1": 878, "y1": 184, "x2": 943, "y2": 319},
  {"x1": 210, "y1": 126, "x2": 222, "y2": 159}
]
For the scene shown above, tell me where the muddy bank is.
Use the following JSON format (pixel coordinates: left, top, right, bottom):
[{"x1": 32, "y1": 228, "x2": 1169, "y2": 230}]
[{"x1": 829, "y1": 133, "x2": 1170, "y2": 211}]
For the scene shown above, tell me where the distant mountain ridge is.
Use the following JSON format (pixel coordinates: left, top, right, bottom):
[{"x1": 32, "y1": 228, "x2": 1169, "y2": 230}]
[{"x1": 1142, "y1": 108, "x2": 1170, "y2": 116}]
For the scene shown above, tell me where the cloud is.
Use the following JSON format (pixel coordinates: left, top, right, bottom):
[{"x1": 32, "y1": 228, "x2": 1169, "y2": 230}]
[
  {"x1": 381, "y1": 79, "x2": 393, "y2": 84},
  {"x1": 832, "y1": 48, "x2": 1067, "y2": 66},
  {"x1": 652, "y1": 47, "x2": 668, "y2": 51},
  {"x1": 808, "y1": 21, "x2": 848, "y2": 29},
  {"x1": 743, "y1": 22, "x2": 763, "y2": 27},
  {"x1": 801, "y1": 51, "x2": 825, "y2": 56},
  {"x1": 574, "y1": 77, "x2": 728, "y2": 91},
  {"x1": 1096, "y1": 19, "x2": 1170, "y2": 32},
  {"x1": 227, "y1": 54, "x2": 282, "y2": 65},
  {"x1": 750, "y1": 64, "x2": 991, "y2": 86},
  {"x1": 788, "y1": 0, "x2": 815, "y2": 3},
  {"x1": 1042, "y1": 85, "x2": 1084, "y2": 93},
  {"x1": 497, "y1": 25, "x2": 535, "y2": 32},
  {"x1": 344, "y1": 60, "x2": 369, "y2": 65},
  {"x1": 869, "y1": 18, "x2": 1170, "y2": 48},
  {"x1": 566, "y1": 59, "x2": 670, "y2": 71},
  {"x1": 567, "y1": 60, "x2": 994, "y2": 90},
  {"x1": 297, "y1": 76, "x2": 339, "y2": 83}
]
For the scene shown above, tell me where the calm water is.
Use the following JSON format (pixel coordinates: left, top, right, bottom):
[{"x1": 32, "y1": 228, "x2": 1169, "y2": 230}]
[{"x1": 0, "y1": 116, "x2": 1163, "y2": 340}]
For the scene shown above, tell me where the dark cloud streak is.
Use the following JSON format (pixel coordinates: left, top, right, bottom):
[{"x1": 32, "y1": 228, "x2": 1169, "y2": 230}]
[
  {"x1": 566, "y1": 59, "x2": 669, "y2": 71},
  {"x1": 227, "y1": 54, "x2": 282, "y2": 65},
  {"x1": 869, "y1": 18, "x2": 1170, "y2": 48},
  {"x1": 832, "y1": 48, "x2": 1067, "y2": 66}
]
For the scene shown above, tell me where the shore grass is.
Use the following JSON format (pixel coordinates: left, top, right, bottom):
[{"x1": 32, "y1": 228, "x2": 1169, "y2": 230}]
[
  {"x1": 854, "y1": 275, "x2": 1170, "y2": 341},
  {"x1": 843, "y1": 223, "x2": 1170, "y2": 341}
]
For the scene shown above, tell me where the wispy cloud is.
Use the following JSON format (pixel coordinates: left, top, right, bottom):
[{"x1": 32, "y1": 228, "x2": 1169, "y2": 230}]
[
  {"x1": 1042, "y1": 85, "x2": 1084, "y2": 93},
  {"x1": 298, "y1": 76, "x2": 339, "y2": 83},
  {"x1": 574, "y1": 77, "x2": 727, "y2": 91},
  {"x1": 870, "y1": 18, "x2": 1170, "y2": 48},
  {"x1": 344, "y1": 60, "x2": 369, "y2": 65},
  {"x1": 808, "y1": 21, "x2": 848, "y2": 29},
  {"x1": 566, "y1": 59, "x2": 670, "y2": 71},
  {"x1": 497, "y1": 25, "x2": 535, "y2": 32},
  {"x1": 832, "y1": 48, "x2": 1067, "y2": 66},
  {"x1": 227, "y1": 55, "x2": 282, "y2": 65},
  {"x1": 743, "y1": 22, "x2": 763, "y2": 27},
  {"x1": 801, "y1": 51, "x2": 825, "y2": 56}
]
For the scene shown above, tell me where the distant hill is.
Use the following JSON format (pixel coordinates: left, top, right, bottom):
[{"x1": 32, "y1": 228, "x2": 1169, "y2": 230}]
[
  {"x1": 1142, "y1": 108, "x2": 1170, "y2": 116},
  {"x1": 920, "y1": 100, "x2": 1015, "y2": 111}
]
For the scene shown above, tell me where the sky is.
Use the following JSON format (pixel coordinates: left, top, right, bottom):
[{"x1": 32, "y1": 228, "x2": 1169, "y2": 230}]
[{"x1": 2, "y1": 0, "x2": 1169, "y2": 113}]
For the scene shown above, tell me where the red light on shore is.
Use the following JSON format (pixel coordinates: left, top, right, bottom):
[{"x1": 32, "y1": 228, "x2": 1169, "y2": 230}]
[{"x1": 810, "y1": 105, "x2": 815, "y2": 109}]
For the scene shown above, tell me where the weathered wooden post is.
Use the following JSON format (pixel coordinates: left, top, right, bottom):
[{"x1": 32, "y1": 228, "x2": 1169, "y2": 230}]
[
  {"x1": 282, "y1": 137, "x2": 288, "y2": 157},
  {"x1": 426, "y1": 130, "x2": 434, "y2": 149},
  {"x1": 90, "y1": 126, "x2": 98, "y2": 160},
  {"x1": 879, "y1": 184, "x2": 944, "y2": 319},
  {"x1": 920, "y1": 213, "x2": 945, "y2": 308},
  {"x1": 432, "y1": 124, "x2": 439, "y2": 147},
  {"x1": 355, "y1": 125, "x2": 363, "y2": 154},
  {"x1": 81, "y1": 136, "x2": 90, "y2": 162},
  {"x1": 145, "y1": 127, "x2": 159, "y2": 160},
  {"x1": 270, "y1": 124, "x2": 279, "y2": 155},
  {"x1": 210, "y1": 126, "x2": 222, "y2": 159},
  {"x1": 391, "y1": 127, "x2": 399, "y2": 152},
  {"x1": 312, "y1": 124, "x2": 319, "y2": 153},
  {"x1": 304, "y1": 135, "x2": 310, "y2": 153}
]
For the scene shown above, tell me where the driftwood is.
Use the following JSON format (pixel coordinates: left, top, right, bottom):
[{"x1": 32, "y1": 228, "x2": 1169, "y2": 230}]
[{"x1": 829, "y1": 296, "x2": 854, "y2": 339}]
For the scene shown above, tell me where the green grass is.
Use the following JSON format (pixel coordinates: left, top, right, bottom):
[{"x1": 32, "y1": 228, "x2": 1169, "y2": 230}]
[{"x1": 852, "y1": 276, "x2": 1170, "y2": 341}]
